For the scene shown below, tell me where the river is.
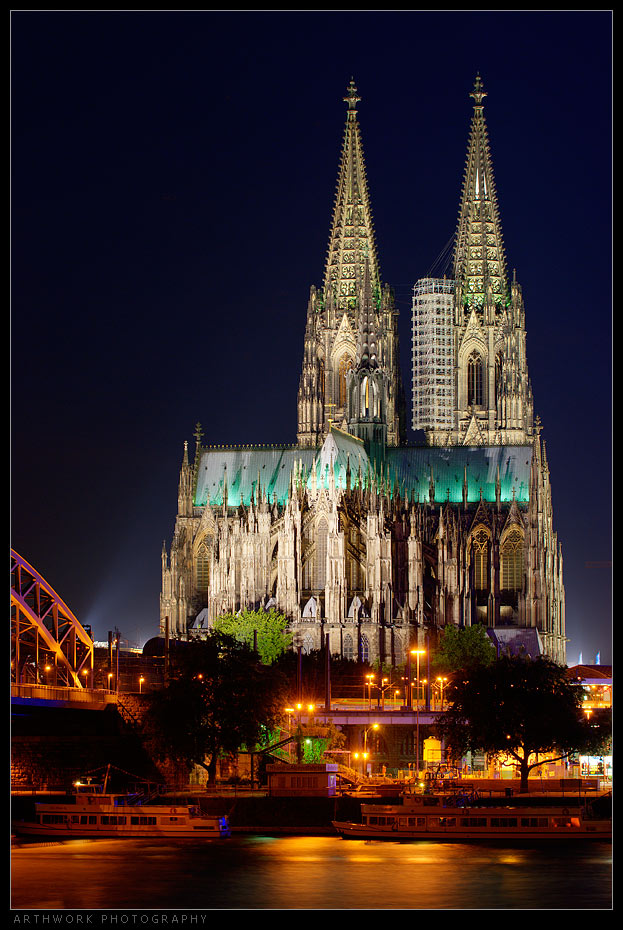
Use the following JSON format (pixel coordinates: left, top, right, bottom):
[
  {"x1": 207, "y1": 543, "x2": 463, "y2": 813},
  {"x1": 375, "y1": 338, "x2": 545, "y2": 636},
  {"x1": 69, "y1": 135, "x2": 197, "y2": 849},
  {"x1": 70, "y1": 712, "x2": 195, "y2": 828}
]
[{"x1": 10, "y1": 834, "x2": 612, "y2": 911}]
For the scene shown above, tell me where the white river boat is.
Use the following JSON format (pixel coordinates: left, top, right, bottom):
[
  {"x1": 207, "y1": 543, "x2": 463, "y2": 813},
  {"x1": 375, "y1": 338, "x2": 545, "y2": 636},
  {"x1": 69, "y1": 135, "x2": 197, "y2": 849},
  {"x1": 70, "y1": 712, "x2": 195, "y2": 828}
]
[
  {"x1": 12, "y1": 781, "x2": 230, "y2": 839},
  {"x1": 333, "y1": 792, "x2": 611, "y2": 841}
]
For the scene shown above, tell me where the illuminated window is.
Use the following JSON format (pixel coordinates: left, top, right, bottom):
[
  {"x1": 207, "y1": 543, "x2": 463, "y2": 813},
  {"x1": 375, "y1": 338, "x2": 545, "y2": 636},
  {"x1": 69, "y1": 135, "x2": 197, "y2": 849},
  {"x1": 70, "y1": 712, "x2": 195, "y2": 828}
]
[
  {"x1": 343, "y1": 633, "x2": 354, "y2": 660},
  {"x1": 501, "y1": 527, "x2": 524, "y2": 591},
  {"x1": 467, "y1": 351, "x2": 484, "y2": 406},
  {"x1": 338, "y1": 355, "x2": 353, "y2": 407},
  {"x1": 195, "y1": 542, "x2": 210, "y2": 601},
  {"x1": 314, "y1": 518, "x2": 328, "y2": 591},
  {"x1": 471, "y1": 527, "x2": 490, "y2": 590}
]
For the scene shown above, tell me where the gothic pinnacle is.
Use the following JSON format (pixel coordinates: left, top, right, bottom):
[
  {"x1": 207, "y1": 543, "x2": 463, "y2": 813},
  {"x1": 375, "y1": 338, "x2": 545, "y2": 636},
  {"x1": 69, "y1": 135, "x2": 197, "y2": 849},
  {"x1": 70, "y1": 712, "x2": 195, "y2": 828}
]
[
  {"x1": 344, "y1": 78, "x2": 361, "y2": 113},
  {"x1": 470, "y1": 73, "x2": 487, "y2": 107}
]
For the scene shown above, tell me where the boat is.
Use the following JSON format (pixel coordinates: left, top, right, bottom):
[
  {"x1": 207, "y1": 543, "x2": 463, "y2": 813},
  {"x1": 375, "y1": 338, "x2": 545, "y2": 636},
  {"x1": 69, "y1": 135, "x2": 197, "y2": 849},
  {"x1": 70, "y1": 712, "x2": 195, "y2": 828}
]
[
  {"x1": 12, "y1": 774, "x2": 231, "y2": 839},
  {"x1": 333, "y1": 791, "x2": 611, "y2": 841}
]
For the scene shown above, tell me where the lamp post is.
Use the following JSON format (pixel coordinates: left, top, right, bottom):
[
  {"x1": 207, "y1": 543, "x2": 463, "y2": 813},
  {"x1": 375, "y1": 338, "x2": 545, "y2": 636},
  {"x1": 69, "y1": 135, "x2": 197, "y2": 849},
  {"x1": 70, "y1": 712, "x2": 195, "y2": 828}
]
[
  {"x1": 363, "y1": 724, "x2": 379, "y2": 778},
  {"x1": 139, "y1": 676, "x2": 145, "y2": 694},
  {"x1": 365, "y1": 674, "x2": 375, "y2": 710},
  {"x1": 436, "y1": 676, "x2": 447, "y2": 711},
  {"x1": 411, "y1": 650, "x2": 426, "y2": 779}
]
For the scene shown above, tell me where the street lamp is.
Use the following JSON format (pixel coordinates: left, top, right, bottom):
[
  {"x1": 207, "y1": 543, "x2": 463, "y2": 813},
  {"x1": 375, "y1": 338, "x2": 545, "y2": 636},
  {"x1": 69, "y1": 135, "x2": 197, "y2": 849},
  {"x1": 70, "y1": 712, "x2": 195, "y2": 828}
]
[
  {"x1": 363, "y1": 723, "x2": 379, "y2": 753},
  {"x1": 365, "y1": 674, "x2": 375, "y2": 710},
  {"x1": 436, "y1": 676, "x2": 447, "y2": 711},
  {"x1": 139, "y1": 676, "x2": 145, "y2": 693},
  {"x1": 411, "y1": 650, "x2": 426, "y2": 779}
]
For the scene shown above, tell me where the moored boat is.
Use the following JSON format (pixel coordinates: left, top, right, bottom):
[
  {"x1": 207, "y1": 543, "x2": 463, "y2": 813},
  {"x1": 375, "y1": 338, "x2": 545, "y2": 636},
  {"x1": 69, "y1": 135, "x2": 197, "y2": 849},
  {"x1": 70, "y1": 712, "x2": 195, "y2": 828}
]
[
  {"x1": 12, "y1": 779, "x2": 230, "y2": 839},
  {"x1": 333, "y1": 791, "x2": 611, "y2": 841}
]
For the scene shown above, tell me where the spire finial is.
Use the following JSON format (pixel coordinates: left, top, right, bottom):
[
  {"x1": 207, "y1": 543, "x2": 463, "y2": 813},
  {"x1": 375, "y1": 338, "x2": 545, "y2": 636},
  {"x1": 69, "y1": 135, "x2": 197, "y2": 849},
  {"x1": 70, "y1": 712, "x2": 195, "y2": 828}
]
[
  {"x1": 470, "y1": 73, "x2": 487, "y2": 107},
  {"x1": 344, "y1": 78, "x2": 361, "y2": 113}
]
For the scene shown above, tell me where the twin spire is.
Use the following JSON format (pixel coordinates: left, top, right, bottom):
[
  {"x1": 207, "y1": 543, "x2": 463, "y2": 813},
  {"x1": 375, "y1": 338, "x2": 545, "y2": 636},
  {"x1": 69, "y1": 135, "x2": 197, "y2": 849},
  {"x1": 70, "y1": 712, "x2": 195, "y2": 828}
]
[
  {"x1": 452, "y1": 73, "x2": 508, "y2": 307},
  {"x1": 326, "y1": 74, "x2": 508, "y2": 314},
  {"x1": 323, "y1": 79, "x2": 381, "y2": 312}
]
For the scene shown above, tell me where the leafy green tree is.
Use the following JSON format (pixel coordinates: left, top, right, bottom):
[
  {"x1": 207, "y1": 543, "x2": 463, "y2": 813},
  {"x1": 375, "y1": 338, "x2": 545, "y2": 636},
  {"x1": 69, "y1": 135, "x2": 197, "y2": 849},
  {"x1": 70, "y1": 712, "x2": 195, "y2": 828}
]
[
  {"x1": 212, "y1": 608, "x2": 293, "y2": 665},
  {"x1": 433, "y1": 624, "x2": 496, "y2": 675},
  {"x1": 142, "y1": 632, "x2": 288, "y2": 784},
  {"x1": 437, "y1": 655, "x2": 611, "y2": 792}
]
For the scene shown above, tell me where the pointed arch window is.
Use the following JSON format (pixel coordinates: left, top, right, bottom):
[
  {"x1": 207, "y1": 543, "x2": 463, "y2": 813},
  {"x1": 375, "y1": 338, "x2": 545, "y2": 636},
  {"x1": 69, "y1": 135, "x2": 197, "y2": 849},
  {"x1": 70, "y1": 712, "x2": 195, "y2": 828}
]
[
  {"x1": 467, "y1": 351, "x2": 484, "y2": 407},
  {"x1": 338, "y1": 355, "x2": 353, "y2": 407},
  {"x1": 195, "y1": 541, "x2": 210, "y2": 602},
  {"x1": 314, "y1": 517, "x2": 328, "y2": 591},
  {"x1": 471, "y1": 527, "x2": 490, "y2": 591},
  {"x1": 495, "y1": 352, "x2": 503, "y2": 406},
  {"x1": 343, "y1": 633, "x2": 354, "y2": 661},
  {"x1": 318, "y1": 358, "x2": 325, "y2": 395},
  {"x1": 360, "y1": 633, "x2": 370, "y2": 663},
  {"x1": 501, "y1": 527, "x2": 524, "y2": 591}
]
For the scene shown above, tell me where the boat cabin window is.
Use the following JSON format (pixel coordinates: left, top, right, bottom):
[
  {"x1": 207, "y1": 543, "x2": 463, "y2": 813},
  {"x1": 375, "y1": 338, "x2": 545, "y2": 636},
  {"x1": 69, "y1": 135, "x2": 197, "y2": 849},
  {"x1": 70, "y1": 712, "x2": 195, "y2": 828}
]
[
  {"x1": 490, "y1": 817, "x2": 518, "y2": 827},
  {"x1": 429, "y1": 817, "x2": 457, "y2": 827},
  {"x1": 551, "y1": 816, "x2": 580, "y2": 828},
  {"x1": 520, "y1": 817, "x2": 549, "y2": 828}
]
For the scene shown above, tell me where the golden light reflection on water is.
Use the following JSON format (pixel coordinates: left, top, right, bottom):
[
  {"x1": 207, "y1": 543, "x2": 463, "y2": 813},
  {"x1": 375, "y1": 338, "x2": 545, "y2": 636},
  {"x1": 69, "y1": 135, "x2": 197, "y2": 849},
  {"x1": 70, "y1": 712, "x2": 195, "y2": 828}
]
[{"x1": 11, "y1": 836, "x2": 611, "y2": 910}]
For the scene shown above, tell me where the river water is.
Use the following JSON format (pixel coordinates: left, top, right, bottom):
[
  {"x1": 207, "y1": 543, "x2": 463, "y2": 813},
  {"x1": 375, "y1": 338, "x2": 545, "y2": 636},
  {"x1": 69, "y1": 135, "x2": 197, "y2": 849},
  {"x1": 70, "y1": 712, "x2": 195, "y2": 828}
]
[{"x1": 11, "y1": 834, "x2": 612, "y2": 911}]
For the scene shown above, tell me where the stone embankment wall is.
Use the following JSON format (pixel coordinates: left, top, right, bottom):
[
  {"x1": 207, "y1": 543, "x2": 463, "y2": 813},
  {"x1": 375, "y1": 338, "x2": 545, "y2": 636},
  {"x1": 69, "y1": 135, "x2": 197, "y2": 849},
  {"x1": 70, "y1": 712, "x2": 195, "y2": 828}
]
[{"x1": 11, "y1": 702, "x2": 161, "y2": 790}]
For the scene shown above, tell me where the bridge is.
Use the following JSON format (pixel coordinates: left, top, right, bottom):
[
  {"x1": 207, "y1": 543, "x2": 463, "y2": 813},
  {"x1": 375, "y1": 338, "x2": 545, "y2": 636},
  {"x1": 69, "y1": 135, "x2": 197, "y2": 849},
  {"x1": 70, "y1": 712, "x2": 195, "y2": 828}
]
[
  {"x1": 290, "y1": 703, "x2": 441, "y2": 727},
  {"x1": 10, "y1": 549, "x2": 445, "y2": 726},
  {"x1": 11, "y1": 549, "x2": 94, "y2": 691}
]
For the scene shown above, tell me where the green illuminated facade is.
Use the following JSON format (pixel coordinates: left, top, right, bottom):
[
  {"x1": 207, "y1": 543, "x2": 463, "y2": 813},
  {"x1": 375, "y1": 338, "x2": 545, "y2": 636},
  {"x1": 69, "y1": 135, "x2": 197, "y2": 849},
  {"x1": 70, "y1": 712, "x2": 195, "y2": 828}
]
[{"x1": 161, "y1": 79, "x2": 565, "y2": 665}]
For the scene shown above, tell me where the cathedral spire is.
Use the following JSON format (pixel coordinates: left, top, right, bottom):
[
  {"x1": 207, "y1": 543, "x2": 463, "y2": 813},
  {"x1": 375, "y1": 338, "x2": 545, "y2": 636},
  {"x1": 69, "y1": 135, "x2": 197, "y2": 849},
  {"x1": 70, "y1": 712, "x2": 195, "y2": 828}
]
[
  {"x1": 452, "y1": 74, "x2": 508, "y2": 308},
  {"x1": 323, "y1": 79, "x2": 381, "y2": 312}
]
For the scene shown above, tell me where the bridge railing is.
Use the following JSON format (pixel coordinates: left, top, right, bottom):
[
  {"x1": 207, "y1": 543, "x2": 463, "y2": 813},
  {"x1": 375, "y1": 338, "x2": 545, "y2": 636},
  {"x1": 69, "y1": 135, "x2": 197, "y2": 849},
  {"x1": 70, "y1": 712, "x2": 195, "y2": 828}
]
[{"x1": 11, "y1": 682, "x2": 118, "y2": 706}]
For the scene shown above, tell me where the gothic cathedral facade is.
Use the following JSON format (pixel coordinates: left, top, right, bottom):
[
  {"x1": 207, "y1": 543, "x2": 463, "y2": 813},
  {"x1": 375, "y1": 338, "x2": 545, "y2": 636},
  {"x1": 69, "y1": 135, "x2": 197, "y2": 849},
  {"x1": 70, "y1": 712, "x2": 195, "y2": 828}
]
[{"x1": 160, "y1": 77, "x2": 566, "y2": 666}]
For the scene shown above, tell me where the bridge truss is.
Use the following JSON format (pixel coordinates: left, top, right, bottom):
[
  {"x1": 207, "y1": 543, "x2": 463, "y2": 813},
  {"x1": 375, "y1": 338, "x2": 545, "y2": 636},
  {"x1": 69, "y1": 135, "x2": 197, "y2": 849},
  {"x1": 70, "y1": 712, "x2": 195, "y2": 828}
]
[{"x1": 11, "y1": 549, "x2": 94, "y2": 688}]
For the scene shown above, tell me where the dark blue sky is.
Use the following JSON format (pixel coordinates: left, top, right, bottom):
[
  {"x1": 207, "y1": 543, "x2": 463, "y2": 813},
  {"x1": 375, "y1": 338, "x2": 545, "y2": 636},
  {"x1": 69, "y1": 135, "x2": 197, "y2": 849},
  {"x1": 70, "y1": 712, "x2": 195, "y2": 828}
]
[{"x1": 11, "y1": 11, "x2": 612, "y2": 663}]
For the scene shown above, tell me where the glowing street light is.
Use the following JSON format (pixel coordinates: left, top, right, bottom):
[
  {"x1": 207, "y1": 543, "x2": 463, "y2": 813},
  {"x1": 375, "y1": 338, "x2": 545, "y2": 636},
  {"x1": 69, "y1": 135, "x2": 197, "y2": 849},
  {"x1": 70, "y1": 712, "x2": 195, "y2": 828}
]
[
  {"x1": 365, "y1": 674, "x2": 375, "y2": 710},
  {"x1": 139, "y1": 676, "x2": 145, "y2": 693},
  {"x1": 436, "y1": 676, "x2": 448, "y2": 711},
  {"x1": 363, "y1": 723, "x2": 379, "y2": 753},
  {"x1": 411, "y1": 649, "x2": 426, "y2": 778}
]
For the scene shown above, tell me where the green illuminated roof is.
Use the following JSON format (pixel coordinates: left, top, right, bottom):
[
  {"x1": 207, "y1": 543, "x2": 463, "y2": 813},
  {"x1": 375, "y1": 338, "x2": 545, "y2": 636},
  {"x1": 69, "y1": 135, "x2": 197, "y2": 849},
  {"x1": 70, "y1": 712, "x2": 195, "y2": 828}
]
[
  {"x1": 194, "y1": 447, "x2": 318, "y2": 508},
  {"x1": 195, "y1": 433, "x2": 532, "y2": 508},
  {"x1": 386, "y1": 445, "x2": 531, "y2": 504}
]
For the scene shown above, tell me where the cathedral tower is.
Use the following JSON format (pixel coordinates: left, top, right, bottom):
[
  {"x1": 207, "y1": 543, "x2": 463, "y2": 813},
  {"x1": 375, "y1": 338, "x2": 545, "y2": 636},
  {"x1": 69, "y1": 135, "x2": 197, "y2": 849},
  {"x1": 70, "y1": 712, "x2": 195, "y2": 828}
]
[
  {"x1": 297, "y1": 80, "x2": 405, "y2": 450},
  {"x1": 413, "y1": 75, "x2": 534, "y2": 447}
]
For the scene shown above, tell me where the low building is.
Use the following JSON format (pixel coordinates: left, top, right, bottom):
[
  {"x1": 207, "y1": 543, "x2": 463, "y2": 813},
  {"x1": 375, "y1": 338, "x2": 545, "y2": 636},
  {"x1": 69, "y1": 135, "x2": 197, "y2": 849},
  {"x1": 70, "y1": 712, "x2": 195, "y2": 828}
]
[{"x1": 267, "y1": 763, "x2": 338, "y2": 797}]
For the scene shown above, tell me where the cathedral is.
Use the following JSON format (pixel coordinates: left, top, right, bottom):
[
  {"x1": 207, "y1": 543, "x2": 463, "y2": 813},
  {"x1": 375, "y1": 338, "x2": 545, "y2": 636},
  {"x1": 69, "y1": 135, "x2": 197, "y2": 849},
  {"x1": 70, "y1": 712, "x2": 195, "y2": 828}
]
[{"x1": 160, "y1": 76, "x2": 566, "y2": 666}]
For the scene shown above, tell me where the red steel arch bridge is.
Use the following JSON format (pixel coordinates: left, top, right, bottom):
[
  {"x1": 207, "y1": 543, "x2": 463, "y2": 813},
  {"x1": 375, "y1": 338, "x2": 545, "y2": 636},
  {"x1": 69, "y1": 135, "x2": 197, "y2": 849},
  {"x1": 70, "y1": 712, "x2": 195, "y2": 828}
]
[{"x1": 11, "y1": 549, "x2": 94, "y2": 689}]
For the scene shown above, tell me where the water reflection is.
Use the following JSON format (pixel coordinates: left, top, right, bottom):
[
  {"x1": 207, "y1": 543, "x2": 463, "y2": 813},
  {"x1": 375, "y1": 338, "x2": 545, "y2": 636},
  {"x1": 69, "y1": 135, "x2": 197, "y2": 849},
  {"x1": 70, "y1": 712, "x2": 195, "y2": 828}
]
[{"x1": 11, "y1": 835, "x2": 611, "y2": 910}]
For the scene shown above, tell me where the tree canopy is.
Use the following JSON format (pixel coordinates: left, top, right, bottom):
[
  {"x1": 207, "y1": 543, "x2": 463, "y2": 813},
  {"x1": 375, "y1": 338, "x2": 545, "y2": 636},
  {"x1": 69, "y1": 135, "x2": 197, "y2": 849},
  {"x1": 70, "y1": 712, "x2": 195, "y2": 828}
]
[
  {"x1": 141, "y1": 632, "x2": 288, "y2": 784},
  {"x1": 433, "y1": 624, "x2": 496, "y2": 675},
  {"x1": 437, "y1": 655, "x2": 610, "y2": 791},
  {"x1": 212, "y1": 608, "x2": 293, "y2": 665}
]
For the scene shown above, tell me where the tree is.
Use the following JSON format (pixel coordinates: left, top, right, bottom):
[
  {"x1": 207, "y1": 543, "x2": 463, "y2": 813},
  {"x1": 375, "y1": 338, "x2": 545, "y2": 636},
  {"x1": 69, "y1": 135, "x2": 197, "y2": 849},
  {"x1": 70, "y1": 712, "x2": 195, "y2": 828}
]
[
  {"x1": 433, "y1": 624, "x2": 496, "y2": 675},
  {"x1": 437, "y1": 655, "x2": 611, "y2": 792},
  {"x1": 142, "y1": 632, "x2": 288, "y2": 785},
  {"x1": 212, "y1": 608, "x2": 293, "y2": 665}
]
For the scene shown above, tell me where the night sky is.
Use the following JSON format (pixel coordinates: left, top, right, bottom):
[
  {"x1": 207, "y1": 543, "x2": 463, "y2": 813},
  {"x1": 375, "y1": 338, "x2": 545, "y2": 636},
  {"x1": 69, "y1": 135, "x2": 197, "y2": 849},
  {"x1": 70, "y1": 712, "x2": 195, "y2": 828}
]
[{"x1": 11, "y1": 11, "x2": 612, "y2": 664}]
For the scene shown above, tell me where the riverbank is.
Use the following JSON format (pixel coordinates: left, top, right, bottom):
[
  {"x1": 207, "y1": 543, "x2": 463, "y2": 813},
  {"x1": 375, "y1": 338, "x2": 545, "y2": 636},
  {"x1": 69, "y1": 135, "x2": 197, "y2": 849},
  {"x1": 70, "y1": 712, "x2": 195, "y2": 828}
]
[{"x1": 11, "y1": 789, "x2": 611, "y2": 838}]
